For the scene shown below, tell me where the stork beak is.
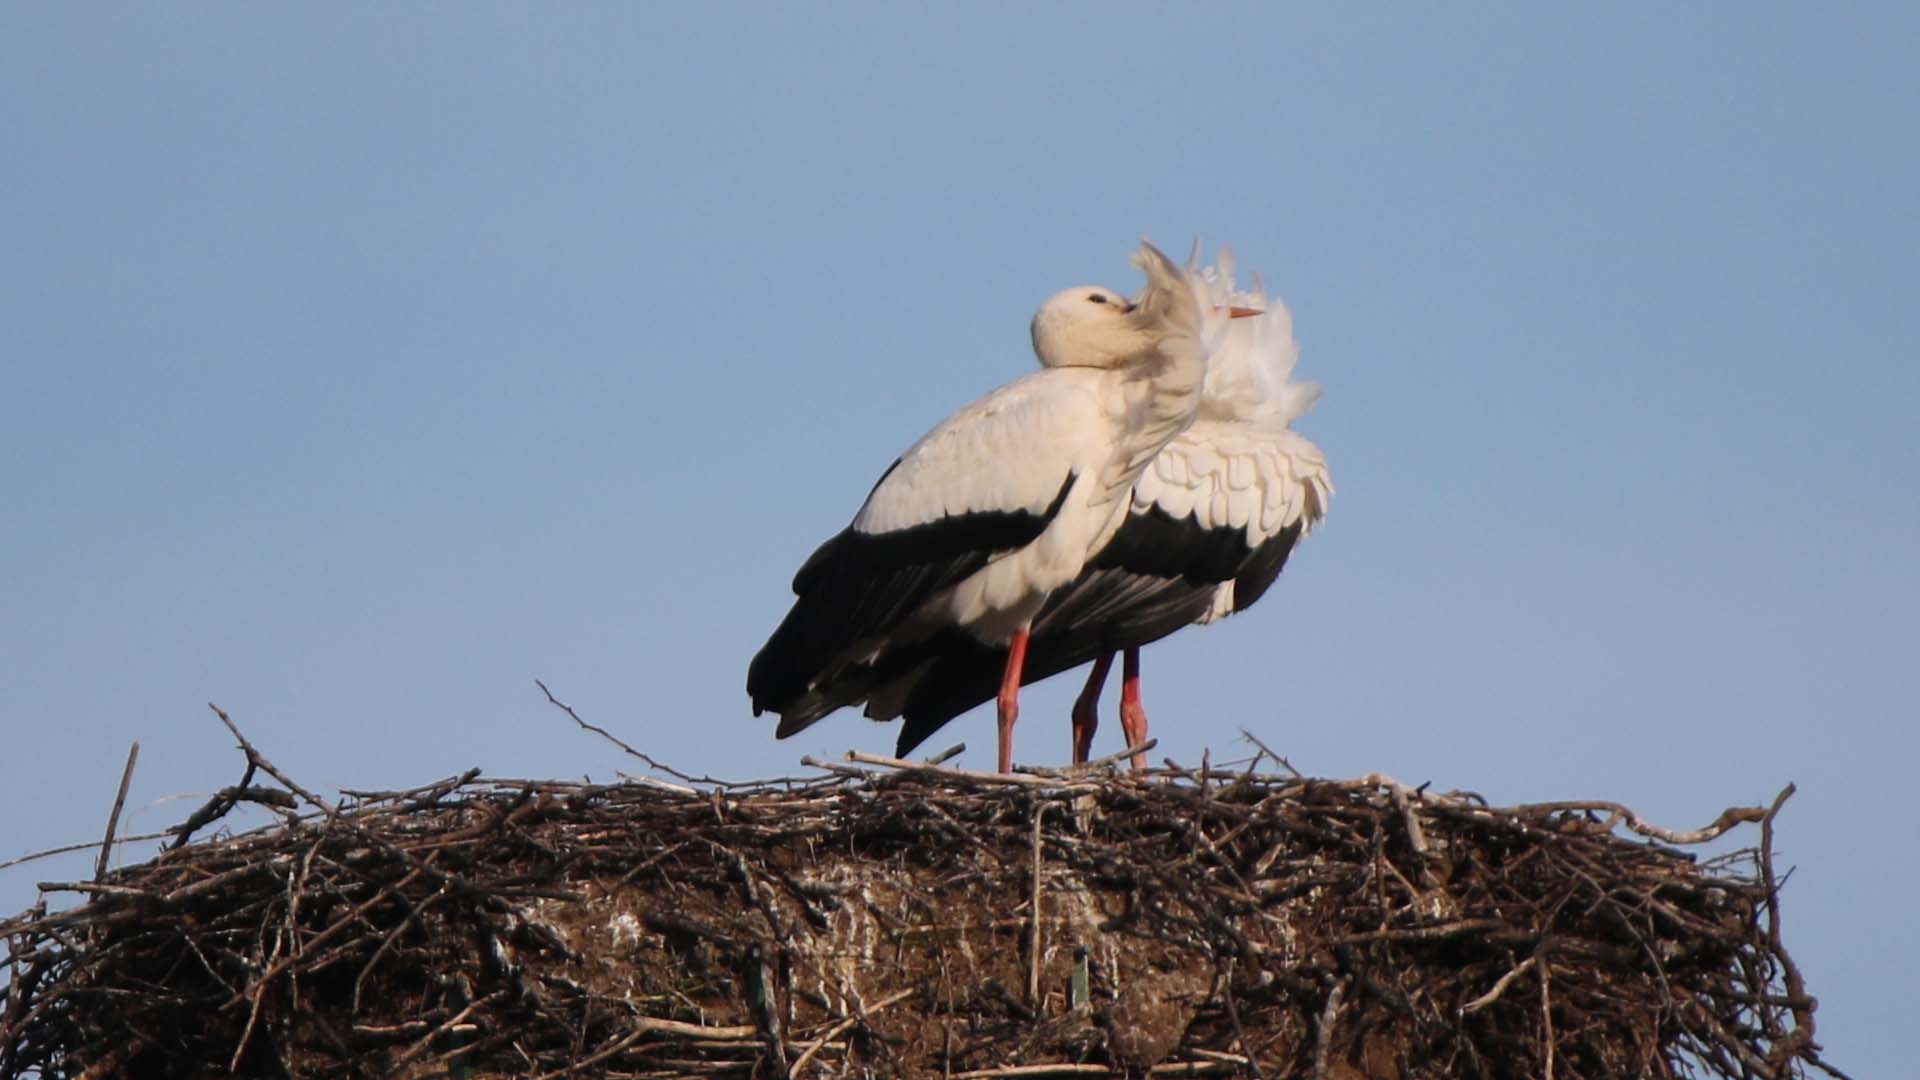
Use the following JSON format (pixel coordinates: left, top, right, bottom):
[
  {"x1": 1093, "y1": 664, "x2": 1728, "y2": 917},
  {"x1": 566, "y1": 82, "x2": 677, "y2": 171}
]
[{"x1": 1225, "y1": 306, "x2": 1263, "y2": 319}]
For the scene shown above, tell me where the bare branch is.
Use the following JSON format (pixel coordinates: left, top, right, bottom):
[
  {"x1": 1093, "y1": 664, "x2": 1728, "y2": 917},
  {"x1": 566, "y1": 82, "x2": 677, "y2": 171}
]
[
  {"x1": 206, "y1": 703, "x2": 334, "y2": 816},
  {"x1": 93, "y1": 742, "x2": 139, "y2": 882},
  {"x1": 1460, "y1": 955, "x2": 1538, "y2": 1016},
  {"x1": 1312, "y1": 977, "x2": 1348, "y2": 1080}
]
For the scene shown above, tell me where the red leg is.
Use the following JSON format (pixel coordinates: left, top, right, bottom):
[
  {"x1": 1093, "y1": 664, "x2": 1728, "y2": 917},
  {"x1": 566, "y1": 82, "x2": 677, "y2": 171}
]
[
  {"x1": 1118, "y1": 647, "x2": 1148, "y2": 772},
  {"x1": 1071, "y1": 651, "x2": 1116, "y2": 764},
  {"x1": 996, "y1": 627, "x2": 1031, "y2": 774}
]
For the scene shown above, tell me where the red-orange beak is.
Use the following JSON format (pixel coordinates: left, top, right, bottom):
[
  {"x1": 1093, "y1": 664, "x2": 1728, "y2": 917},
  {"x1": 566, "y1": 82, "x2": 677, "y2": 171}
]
[{"x1": 1225, "y1": 306, "x2": 1263, "y2": 319}]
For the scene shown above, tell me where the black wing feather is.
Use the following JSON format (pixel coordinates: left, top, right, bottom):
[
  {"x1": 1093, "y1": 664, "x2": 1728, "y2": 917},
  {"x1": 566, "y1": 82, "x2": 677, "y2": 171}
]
[
  {"x1": 891, "y1": 568, "x2": 1215, "y2": 756},
  {"x1": 1087, "y1": 503, "x2": 1250, "y2": 584},
  {"x1": 1227, "y1": 522, "x2": 1304, "y2": 614},
  {"x1": 747, "y1": 468, "x2": 1077, "y2": 727},
  {"x1": 888, "y1": 505, "x2": 1261, "y2": 756}
]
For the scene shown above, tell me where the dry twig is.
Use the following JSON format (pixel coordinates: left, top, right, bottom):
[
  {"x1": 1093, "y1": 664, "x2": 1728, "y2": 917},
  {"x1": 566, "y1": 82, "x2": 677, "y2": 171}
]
[{"x1": 92, "y1": 742, "x2": 139, "y2": 883}]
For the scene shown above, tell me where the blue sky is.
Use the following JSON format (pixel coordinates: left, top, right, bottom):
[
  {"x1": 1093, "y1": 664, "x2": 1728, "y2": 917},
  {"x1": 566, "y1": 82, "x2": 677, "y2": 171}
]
[{"x1": 2, "y1": 6, "x2": 1914, "y2": 1073}]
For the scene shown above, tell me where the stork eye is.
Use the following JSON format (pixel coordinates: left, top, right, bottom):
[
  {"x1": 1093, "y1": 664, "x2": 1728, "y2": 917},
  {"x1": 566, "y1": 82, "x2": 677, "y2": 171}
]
[{"x1": 1087, "y1": 294, "x2": 1108, "y2": 304}]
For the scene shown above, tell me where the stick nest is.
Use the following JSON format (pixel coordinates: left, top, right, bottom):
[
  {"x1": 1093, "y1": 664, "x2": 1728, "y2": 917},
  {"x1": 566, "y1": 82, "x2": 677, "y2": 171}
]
[{"x1": 1, "y1": 747, "x2": 1841, "y2": 1079}]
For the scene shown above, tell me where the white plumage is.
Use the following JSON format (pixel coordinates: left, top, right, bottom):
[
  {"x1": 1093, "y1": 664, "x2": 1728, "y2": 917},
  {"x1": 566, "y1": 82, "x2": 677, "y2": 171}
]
[
  {"x1": 748, "y1": 241, "x2": 1223, "y2": 773},
  {"x1": 881, "y1": 248, "x2": 1332, "y2": 768},
  {"x1": 1140, "y1": 250, "x2": 1332, "y2": 622},
  {"x1": 847, "y1": 373, "x2": 1140, "y2": 644}
]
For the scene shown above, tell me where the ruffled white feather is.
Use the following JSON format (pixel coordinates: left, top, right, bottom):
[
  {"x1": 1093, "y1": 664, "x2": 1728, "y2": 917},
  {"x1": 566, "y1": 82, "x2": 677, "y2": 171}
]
[
  {"x1": 1189, "y1": 246, "x2": 1321, "y2": 428},
  {"x1": 1129, "y1": 244, "x2": 1334, "y2": 622}
]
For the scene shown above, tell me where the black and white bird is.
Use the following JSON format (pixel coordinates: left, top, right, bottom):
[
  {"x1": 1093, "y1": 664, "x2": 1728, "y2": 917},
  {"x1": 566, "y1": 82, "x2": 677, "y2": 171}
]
[
  {"x1": 875, "y1": 250, "x2": 1332, "y2": 770},
  {"x1": 748, "y1": 241, "x2": 1241, "y2": 773}
]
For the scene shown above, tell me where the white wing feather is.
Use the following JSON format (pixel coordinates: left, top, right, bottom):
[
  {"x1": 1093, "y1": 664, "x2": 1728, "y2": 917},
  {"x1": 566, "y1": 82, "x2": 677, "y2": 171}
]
[
  {"x1": 1135, "y1": 424, "x2": 1330, "y2": 548},
  {"x1": 852, "y1": 369, "x2": 1109, "y2": 536},
  {"x1": 1134, "y1": 246, "x2": 1335, "y2": 623}
]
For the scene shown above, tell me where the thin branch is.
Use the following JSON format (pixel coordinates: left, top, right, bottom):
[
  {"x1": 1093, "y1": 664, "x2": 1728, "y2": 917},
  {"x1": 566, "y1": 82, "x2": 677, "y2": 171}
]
[
  {"x1": 1312, "y1": 977, "x2": 1348, "y2": 1080},
  {"x1": 788, "y1": 987, "x2": 916, "y2": 1076},
  {"x1": 949, "y1": 1064, "x2": 1230, "y2": 1079},
  {"x1": 1759, "y1": 783, "x2": 1813, "y2": 1073},
  {"x1": 1016, "y1": 740, "x2": 1158, "y2": 777},
  {"x1": 845, "y1": 750, "x2": 1088, "y2": 789},
  {"x1": 1028, "y1": 803, "x2": 1047, "y2": 1008},
  {"x1": 0, "y1": 830, "x2": 173, "y2": 874},
  {"x1": 621, "y1": 1017, "x2": 759, "y2": 1040},
  {"x1": 923, "y1": 743, "x2": 967, "y2": 766},
  {"x1": 93, "y1": 742, "x2": 140, "y2": 882},
  {"x1": 1460, "y1": 955, "x2": 1538, "y2": 1016},
  {"x1": 1220, "y1": 959, "x2": 1265, "y2": 1080},
  {"x1": 1385, "y1": 779, "x2": 1430, "y2": 858},
  {"x1": 1501, "y1": 798, "x2": 1768, "y2": 845},
  {"x1": 206, "y1": 703, "x2": 334, "y2": 816},
  {"x1": 535, "y1": 679, "x2": 708, "y2": 787},
  {"x1": 1540, "y1": 955, "x2": 1555, "y2": 1080},
  {"x1": 393, "y1": 989, "x2": 510, "y2": 1066},
  {"x1": 168, "y1": 758, "x2": 289, "y2": 850},
  {"x1": 1238, "y1": 729, "x2": 1302, "y2": 778}
]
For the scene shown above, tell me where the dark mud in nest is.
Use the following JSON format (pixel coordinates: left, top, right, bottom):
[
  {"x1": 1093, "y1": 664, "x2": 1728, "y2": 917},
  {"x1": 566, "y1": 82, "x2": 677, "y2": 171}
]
[{"x1": 1, "y1": 742, "x2": 1840, "y2": 1079}]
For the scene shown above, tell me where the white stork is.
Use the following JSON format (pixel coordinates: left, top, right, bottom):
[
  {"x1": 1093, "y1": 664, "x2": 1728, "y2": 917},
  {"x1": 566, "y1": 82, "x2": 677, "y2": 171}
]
[
  {"x1": 748, "y1": 241, "x2": 1247, "y2": 773},
  {"x1": 877, "y1": 249, "x2": 1332, "y2": 770}
]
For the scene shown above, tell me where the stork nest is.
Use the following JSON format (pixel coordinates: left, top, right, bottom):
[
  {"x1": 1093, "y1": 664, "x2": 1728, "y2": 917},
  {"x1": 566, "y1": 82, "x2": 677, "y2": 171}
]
[{"x1": 0, "y1": 723, "x2": 1841, "y2": 1079}]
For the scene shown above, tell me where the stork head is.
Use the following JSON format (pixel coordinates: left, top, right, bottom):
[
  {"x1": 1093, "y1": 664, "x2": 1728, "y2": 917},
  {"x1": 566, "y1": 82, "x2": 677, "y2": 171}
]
[
  {"x1": 1029, "y1": 286, "x2": 1146, "y2": 369},
  {"x1": 1031, "y1": 241, "x2": 1259, "y2": 370}
]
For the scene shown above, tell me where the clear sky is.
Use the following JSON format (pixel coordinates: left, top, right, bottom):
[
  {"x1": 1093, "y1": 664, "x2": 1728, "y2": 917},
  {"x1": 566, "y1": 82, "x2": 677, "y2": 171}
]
[{"x1": 2, "y1": 6, "x2": 1914, "y2": 1074}]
